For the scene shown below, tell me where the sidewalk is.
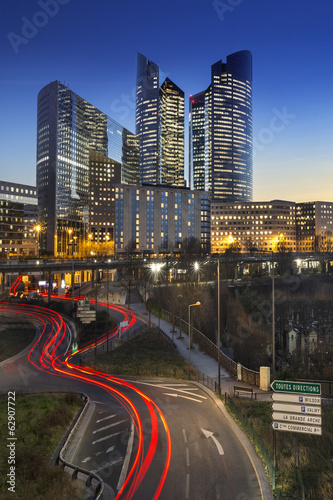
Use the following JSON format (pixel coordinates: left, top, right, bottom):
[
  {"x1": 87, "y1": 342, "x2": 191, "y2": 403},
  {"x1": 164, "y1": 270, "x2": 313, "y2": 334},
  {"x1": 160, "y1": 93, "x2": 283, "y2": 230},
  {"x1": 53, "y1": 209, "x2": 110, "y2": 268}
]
[{"x1": 130, "y1": 302, "x2": 271, "y2": 399}]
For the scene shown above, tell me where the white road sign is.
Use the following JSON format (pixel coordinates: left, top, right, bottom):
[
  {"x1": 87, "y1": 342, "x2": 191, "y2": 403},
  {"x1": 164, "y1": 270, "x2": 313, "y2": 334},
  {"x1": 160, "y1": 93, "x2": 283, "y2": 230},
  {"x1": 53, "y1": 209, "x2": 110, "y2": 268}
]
[
  {"x1": 272, "y1": 422, "x2": 322, "y2": 435},
  {"x1": 271, "y1": 393, "x2": 321, "y2": 405},
  {"x1": 272, "y1": 403, "x2": 321, "y2": 415},
  {"x1": 272, "y1": 412, "x2": 322, "y2": 426}
]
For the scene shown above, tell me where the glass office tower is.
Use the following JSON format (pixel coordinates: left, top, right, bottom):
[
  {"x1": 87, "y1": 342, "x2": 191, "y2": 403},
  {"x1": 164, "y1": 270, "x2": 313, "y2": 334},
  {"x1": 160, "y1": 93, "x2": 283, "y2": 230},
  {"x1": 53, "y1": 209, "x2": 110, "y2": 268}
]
[
  {"x1": 189, "y1": 50, "x2": 253, "y2": 201},
  {"x1": 37, "y1": 81, "x2": 139, "y2": 254},
  {"x1": 136, "y1": 53, "x2": 185, "y2": 187}
]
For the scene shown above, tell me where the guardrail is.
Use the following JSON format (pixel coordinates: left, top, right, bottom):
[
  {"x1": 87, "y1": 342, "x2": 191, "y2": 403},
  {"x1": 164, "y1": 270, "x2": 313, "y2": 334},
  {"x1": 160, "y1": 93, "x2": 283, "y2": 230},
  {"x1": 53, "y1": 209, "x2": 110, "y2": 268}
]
[{"x1": 55, "y1": 394, "x2": 104, "y2": 499}]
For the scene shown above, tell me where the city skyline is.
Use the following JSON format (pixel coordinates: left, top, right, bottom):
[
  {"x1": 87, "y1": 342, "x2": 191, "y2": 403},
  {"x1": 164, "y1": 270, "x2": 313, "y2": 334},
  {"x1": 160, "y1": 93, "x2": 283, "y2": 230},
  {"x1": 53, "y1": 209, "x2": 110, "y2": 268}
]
[{"x1": 1, "y1": 0, "x2": 333, "y2": 202}]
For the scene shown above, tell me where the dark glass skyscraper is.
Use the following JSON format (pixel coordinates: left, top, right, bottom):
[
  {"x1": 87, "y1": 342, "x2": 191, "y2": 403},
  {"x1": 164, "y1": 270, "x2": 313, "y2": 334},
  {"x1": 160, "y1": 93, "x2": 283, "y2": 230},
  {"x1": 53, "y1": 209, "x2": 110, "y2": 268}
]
[
  {"x1": 136, "y1": 53, "x2": 185, "y2": 187},
  {"x1": 37, "y1": 81, "x2": 139, "y2": 254},
  {"x1": 189, "y1": 50, "x2": 253, "y2": 201}
]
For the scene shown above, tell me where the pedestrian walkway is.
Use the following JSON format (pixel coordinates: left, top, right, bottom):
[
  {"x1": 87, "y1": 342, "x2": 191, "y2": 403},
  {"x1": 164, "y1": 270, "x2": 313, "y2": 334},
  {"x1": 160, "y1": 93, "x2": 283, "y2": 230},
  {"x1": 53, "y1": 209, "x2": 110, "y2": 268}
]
[{"x1": 130, "y1": 302, "x2": 271, "y2": 399}]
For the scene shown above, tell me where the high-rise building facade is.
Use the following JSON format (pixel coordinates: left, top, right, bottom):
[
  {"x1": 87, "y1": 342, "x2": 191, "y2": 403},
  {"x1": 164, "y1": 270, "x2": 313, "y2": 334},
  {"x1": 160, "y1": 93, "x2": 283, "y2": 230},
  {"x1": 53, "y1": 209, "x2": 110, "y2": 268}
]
[
  {"x1": 189, "y1": 50, "x2": 253, "y2": 202},
  {"x1": 37, "y1": 81, "x2": 140, "y2": 255},
  {"x1": 136, "y1": 53, "x2": 185, "y2": 187},
  {"x1": 115, "y1": 184, "x2": 210, "y2": 254},
  {"x1": 89, "y1": 151, "x2": 121, "y2": 244}
]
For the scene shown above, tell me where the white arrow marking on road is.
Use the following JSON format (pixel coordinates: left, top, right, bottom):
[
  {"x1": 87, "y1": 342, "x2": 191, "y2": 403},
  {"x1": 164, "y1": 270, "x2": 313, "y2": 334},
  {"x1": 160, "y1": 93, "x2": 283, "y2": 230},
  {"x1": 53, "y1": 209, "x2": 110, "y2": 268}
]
[
  {"x1": 201, "y1": 429, "x2": 224, "y2": 455},
  {"x1": 164, "y1": 393, "x2": 203, "y2": 403}
]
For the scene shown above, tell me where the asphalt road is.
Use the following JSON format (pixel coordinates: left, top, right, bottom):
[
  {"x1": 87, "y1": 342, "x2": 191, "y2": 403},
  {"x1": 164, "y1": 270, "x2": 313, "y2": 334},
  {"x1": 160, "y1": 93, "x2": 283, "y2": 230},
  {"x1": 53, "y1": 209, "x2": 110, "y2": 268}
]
[{"x1": 0, "y1": 301, "x2": 263, "y2": 500}]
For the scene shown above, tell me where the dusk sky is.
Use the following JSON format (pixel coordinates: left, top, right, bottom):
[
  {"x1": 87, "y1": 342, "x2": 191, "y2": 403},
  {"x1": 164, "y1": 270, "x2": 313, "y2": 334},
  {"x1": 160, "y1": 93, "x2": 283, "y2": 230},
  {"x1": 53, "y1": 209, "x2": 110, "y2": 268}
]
[{"x1": 1, "y1": 0, "x2": 332, "y2": 202}]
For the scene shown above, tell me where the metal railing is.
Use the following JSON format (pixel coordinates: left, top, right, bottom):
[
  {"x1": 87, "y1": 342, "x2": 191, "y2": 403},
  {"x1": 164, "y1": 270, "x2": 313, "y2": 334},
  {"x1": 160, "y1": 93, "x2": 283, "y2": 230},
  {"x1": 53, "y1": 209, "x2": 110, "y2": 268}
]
[
  {"x1": 55, "y1": 394, "x2": 104, "y2": 499},
  {"x1": 160, "y1": 307, "x2": 260, "y2": 386}
]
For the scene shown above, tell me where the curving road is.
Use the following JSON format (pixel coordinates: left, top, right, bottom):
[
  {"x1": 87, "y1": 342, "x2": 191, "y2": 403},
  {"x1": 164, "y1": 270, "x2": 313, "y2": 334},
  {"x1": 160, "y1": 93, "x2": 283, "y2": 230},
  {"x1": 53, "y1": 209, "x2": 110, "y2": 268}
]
[{"x1": 0, "y1": 300, "x2": 263, "y2": 499}]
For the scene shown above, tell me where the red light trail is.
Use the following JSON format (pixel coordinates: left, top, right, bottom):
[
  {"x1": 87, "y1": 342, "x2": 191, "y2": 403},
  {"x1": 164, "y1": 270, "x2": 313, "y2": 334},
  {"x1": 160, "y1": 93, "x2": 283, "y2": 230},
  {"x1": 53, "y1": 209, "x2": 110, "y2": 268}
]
[{"x1": 0, "y1": 299, "x2": 171, "y2": 498}]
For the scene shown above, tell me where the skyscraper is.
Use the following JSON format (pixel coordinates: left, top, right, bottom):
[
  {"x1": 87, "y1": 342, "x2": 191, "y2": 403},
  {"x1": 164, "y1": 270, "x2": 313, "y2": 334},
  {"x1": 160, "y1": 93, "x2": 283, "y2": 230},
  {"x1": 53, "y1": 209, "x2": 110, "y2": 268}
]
[
  {"x1": 136, "y1": 53, "x2": 185, "y2": 187},
  {"x1": 189, "y1": 50, "x2": 253, "y2": 201},
  {"x1": 37, "y1": 81, "x2": 139, "y2": 255}
]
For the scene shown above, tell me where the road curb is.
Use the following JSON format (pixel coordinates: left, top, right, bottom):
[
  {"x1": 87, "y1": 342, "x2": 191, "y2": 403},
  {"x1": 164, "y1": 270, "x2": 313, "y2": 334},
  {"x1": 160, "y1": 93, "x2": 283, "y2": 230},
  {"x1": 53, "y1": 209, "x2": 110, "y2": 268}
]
[{"x1": 192, "y1": 381, "x2": 274, "y2": 500}]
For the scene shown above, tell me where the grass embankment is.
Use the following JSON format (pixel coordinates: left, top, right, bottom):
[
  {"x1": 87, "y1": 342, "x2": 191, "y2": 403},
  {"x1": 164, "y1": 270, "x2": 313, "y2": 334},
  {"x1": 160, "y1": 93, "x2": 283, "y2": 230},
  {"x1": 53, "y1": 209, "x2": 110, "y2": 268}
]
[
  {"x1": 0, "y1": 321, "x2": 36, "y2": 362},
  {"x1": 227, "y1": 397, "x2": 333, "y2": 499},
  {"x1": 87, "y1": 327, "x2": 191, "y2": 378},
  {"x1": 0, "y1": 393, "x2": 82, "y2": 500}
]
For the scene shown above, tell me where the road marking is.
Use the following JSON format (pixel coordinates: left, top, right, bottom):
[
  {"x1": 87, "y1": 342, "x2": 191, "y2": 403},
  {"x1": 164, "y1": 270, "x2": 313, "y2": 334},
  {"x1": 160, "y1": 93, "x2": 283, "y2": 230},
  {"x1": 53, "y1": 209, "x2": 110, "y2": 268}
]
[
  {"x1": 201, "y1": 428, "x2": 224, "y2": 456},
  {"x1": 186, "y1": 447, "x2": 190, "y2": 467},
  {"x1": 182, "y1": 429, "x2": 188, "y2": 444},
  {"x1": 117, "y1": 420, "x2": 135, "y2": 491},
  {"x1": 96, "y1": 414, "x2": 116, "y2": 423},
  {"x1": 134, "y1": 381, "x2": 207, "y2": 399},
  {"x1": 92, "y1": 457, "x2": 123, "y2": 473},
  {"x1": 92, "y1": 431, "x2": 122, "y2": 445},
  {"x1": 82, "y1": 457, "x2": 91, "y2": 463},
  {"x1": 93, "y1": 419, "x2": 127, "y2": 434},
  {"x1": 185, "y1": 473, "x2": 190, "y2": 499},
  {"x1": 106, "y1": 445, "x2": 116, "y2": 454},
  {"x1": 164, "y1": 393, "x2": 203, "y2": 403}
]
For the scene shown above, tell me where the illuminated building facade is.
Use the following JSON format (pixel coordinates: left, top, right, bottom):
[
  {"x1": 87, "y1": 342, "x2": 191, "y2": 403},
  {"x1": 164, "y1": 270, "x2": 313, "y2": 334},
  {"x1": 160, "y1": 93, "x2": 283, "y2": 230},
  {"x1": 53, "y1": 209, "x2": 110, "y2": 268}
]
[
  {"x1": 136, "y1": 53, "x2": 185, "y2": 187},
  {"x1": 211, "y1": 200, "x2": 296, "y2": 253},
  {"x1": 37, "y1": 81, "x2": 139, "y2": 255},
  {"x1": 115, "y1": 184, "x2": 210, "y2": 254},
  {"x1": 89, "y1": 151, "x2": 121, "y2": 245},
  {"x1": 189, "y1": 51, "x2": 253, "y2": 201},
  {"x1": 296, "y1": 202, "x2": 333, "y2": 252},
  {"x1": 0, "y1": 180, "x2": 38, "y2": 258}
]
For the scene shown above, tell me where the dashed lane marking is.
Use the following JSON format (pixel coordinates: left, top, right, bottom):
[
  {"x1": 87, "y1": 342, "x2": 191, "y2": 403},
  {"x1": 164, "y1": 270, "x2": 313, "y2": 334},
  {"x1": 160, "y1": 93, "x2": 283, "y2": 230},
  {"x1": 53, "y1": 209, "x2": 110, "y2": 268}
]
[
  {"x1": 96, "y1": 414, "x2": 117, "y2": 423},
  {"x1": 92, "y1": 431, "x2": 122, "y2": 445},
  {"x1": 93, "y1": 420, "x2": 127, "y2": 434}
]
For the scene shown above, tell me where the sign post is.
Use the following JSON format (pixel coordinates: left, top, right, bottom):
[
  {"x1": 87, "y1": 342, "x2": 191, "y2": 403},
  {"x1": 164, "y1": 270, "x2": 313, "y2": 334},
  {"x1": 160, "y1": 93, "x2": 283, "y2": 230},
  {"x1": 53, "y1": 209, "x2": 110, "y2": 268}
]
[{"x1": 271, "y1": 380, "x2": 322, "y2": 436}]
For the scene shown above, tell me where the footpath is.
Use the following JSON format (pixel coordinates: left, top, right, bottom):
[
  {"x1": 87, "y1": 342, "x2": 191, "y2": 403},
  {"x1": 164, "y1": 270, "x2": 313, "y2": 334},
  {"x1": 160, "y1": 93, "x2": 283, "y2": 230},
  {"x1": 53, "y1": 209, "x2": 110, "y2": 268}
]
[{"x1": 130, "y1": 302, "x2": 272, "y2": 399}]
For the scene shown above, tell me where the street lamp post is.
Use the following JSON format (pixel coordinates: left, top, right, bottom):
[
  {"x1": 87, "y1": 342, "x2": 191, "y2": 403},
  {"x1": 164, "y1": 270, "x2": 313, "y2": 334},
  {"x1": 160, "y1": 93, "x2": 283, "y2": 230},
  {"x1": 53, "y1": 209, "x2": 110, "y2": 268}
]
[
  {"x1": 217, "y1": 258, "x2": 221, "y2": 395},
  {"x1": 151, "y1": 263, "x2": 163, "y2": 330},
  {"x1": 34, "y1": 224, "x2": 41, "y2": 258},
  {"x1": 250, "y1": 247, "x2": 275, "y2": 379},
  {"x1": 188, "y1": 301, "x2": 201, "y2": 379},
  {"x1": 178, "y1": 294, "x2": 182, "y2": 339}
]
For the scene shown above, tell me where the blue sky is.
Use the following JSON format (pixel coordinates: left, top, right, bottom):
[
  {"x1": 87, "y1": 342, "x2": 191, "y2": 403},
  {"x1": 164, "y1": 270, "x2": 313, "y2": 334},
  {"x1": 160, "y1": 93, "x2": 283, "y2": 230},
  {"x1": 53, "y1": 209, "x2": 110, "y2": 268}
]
[{"x1": 1, "y1": 0, "x2": 333, "y2": 202}]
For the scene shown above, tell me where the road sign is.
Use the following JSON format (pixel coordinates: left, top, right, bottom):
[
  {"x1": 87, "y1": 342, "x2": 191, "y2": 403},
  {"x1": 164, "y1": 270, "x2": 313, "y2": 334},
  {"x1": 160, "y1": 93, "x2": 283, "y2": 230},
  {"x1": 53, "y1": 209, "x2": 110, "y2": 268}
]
[
  {"x1": 272, "y1": 422, "x2": 322, "y2": 435},
  {"x1": 120, "y1": 320, "x2": 128, "y2": 328},
  {"x1": 272, "y1": 403, "x2": 321, "y2": 415},
  {"x1": 77, "y1": 310, "x2": 96, "y2": 317},
  {"x1": 270, "y1": 380, "x2": 321, "y2": 395},
  {"x1": 272, "y1": 393, "x2": 321, "y2": 405},
  {"x1": 72, "y1": 341, "x2": 78, "y2": 353},
  {"x1": 272, "y1": 412, "x2": 322, "y2": 425}
]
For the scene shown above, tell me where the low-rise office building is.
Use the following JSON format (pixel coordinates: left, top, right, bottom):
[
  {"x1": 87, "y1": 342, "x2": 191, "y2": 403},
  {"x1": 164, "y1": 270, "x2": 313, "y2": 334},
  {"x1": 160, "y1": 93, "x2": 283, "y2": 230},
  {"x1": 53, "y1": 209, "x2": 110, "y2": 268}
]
[
  {"x1": 296, "y1": 202, "x2": 333, "y2": 253},
  {"x1": 0, "y1": 180, "x2": 38, "y2": 258},
  {"x1": 115, "y1": 184, "x2": 210, "y2": 255},
  {"x1": 211, "y1": 200, "x2": 296, "y2": 253}
]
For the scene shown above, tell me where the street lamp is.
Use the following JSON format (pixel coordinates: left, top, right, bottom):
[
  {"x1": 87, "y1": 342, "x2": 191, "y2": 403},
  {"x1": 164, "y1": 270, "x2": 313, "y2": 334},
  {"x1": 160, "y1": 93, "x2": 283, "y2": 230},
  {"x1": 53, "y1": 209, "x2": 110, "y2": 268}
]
[
  {"x1": 178, "y1": 294, "x2": 183, "y2": 339},
  {"x1": 188, "y1": 301, "x2": 201, "y2": 379},
  {"x1": 68, "y1": 229, "x2": 73, "y2": 256},
  {"x1": 217, "y1": 258, "x2": 221, "y2": 395},
  {"x1": 249, "y1": 247, "x2": 275, "y2": 379},
  {"x1": 34, "y1": 224, "x2": 41, "y2": 258},
  {"x1": 151, "y1": 263, "x2": 163, "y2": 330}
]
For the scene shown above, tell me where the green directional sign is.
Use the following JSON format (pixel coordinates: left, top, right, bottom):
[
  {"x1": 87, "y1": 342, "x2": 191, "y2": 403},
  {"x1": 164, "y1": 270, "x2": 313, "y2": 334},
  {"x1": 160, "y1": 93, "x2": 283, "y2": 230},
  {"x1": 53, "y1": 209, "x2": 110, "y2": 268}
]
[
  {"x1": 271, "y1": 380, "x2": 321, "y2": 395},
  {"x1": 72, "y1": 341, "x2": 78, "y2": 353}
]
